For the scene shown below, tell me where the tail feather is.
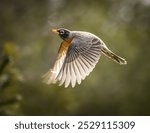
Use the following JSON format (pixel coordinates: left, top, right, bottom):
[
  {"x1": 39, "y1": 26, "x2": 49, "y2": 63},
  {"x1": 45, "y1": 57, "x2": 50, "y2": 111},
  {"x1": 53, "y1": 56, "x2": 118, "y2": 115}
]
[{"x1": 102, "y1": 47, "x2": 127, "y2": 65}]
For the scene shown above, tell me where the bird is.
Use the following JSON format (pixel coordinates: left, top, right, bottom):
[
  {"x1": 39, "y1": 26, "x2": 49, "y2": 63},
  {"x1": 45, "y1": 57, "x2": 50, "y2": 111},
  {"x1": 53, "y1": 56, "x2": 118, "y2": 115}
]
[{"x1": 42, "y1": 28, "x2": 127, "y2": 88}]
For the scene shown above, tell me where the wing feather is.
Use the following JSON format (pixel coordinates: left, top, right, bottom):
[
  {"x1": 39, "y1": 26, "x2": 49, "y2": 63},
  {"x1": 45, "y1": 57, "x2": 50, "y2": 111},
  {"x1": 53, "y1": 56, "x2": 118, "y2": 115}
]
[
  {"x1": 44, "y1": 35, "x2": 102, "y2": 87},
  {"x1": 65, "y1": 63, "x2": 71, "y2": 88},
  {"x1": 79, "y1": 56, "x2": 91, "y2": 75},
  {"x1": 72, "y1": 60, "x2": 82, "y2": 84},
  {"x1": 59, "y1": 63, "x2": 67, "y2": 86},
  {"x1": 70, "y1": 62, "x2": 76, "y2": 88},
  {"x1": 56, "y1": 37, "x2": 102, "y2": 87},
  {"x1": 75, "y1": 58, "x2": 87, "y2": 80}
]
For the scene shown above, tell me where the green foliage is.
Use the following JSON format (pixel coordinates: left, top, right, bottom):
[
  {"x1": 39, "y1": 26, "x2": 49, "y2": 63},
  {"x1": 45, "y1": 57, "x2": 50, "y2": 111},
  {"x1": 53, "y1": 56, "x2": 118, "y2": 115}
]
[
  {"x1": 0, "y1": 0, "x2": 150, "y2": 115},
  {"x1": 0, "y1": 43, "x2": 23, "y2": 115}
]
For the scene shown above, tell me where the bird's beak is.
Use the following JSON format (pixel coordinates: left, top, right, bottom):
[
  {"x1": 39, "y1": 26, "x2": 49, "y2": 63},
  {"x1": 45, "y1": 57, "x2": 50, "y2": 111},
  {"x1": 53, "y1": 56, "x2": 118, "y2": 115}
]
[{"x1": 51, "y1": 29, "x2": 59, "y2": 34}]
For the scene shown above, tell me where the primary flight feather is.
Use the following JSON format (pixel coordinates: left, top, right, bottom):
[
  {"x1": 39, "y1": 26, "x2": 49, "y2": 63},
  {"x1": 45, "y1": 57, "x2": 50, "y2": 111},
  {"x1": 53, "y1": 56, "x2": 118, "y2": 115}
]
[{"x1": 42, "y1": 28, "x2": 127, "y2": 88}]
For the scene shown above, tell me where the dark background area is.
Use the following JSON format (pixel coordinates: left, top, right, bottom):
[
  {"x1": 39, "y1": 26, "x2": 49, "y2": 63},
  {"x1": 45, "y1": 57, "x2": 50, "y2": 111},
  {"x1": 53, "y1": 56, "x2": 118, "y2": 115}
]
[{"x1": 0, "y1": 0, "x2": 150, "y2": 115}]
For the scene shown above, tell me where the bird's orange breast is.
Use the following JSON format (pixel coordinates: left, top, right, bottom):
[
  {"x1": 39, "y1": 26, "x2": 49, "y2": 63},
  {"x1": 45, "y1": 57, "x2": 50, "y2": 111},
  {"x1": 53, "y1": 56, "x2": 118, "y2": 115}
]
[{"x1": 57, "y1": 40, "x2": 72, "y2": 59}]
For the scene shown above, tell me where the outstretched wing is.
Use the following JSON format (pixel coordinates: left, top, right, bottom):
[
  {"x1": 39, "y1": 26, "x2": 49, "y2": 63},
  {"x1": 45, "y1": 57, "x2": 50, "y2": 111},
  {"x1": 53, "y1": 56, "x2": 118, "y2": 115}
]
[
  {"x1": 56, "y1": 37, "x2": 102, "y2": 88},
  {"x1": 42, "y1": 40, "x2": 71, "y2": 84}
]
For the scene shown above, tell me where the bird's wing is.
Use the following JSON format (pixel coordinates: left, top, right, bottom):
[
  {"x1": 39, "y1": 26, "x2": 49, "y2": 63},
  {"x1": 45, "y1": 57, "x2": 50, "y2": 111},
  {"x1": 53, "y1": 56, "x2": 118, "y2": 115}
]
[
  {"x1": 56, "y1": 37, "x2": 102, "y2": 88},
  {"x1": 42, "y1": 40, "x2": 71, "y2": 84}
]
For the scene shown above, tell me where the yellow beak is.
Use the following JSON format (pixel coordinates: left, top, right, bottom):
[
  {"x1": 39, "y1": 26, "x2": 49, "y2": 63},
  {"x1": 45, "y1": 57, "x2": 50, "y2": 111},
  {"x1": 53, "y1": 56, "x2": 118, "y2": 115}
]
[{"x1": 51, "y1": 29, "x2": 59, "y2": 34}]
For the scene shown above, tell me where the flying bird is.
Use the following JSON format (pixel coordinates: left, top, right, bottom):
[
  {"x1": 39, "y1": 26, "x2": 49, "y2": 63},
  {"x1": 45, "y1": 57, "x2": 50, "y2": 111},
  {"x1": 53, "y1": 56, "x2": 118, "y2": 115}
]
[{"x1": 42, "y1": 28, "x2": 127, "y2": 88}]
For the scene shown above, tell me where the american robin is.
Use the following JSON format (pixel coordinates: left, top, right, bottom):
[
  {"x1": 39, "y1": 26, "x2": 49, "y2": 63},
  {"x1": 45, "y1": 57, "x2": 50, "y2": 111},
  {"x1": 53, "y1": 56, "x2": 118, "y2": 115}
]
[{"x1": 42, "y1": 28, "x2": 127, "y2": 88}]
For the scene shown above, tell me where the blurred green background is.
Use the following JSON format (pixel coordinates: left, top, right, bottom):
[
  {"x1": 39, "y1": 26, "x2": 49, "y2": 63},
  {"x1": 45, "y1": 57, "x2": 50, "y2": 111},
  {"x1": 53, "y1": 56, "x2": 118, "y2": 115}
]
[{"x1": 0, "y1": 0, "x2": 150, "y2": 116}]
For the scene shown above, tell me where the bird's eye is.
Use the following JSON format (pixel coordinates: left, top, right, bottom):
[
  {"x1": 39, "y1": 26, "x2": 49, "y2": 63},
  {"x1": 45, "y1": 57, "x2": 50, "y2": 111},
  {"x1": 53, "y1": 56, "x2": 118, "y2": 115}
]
[
  {"x1": 60, "y1": 30, "x2": 65, "y2": 34},
  {"x1": 58, "y1": 29, "x2": 69, "y2": 39}
]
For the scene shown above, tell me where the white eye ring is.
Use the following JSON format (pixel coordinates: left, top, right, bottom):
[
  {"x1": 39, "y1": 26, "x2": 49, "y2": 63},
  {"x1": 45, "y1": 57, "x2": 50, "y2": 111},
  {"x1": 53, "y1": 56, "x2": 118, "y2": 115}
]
[{"x1": 60, "y1": 30, "x2": 64, "y2": 34}]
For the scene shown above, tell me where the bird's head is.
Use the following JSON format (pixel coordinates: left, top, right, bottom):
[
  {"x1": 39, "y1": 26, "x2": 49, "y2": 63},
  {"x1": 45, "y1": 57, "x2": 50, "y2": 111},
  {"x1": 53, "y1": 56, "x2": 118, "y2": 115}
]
[{"x1": 51, "y1": 28, "x2": 71, "y2": 41}]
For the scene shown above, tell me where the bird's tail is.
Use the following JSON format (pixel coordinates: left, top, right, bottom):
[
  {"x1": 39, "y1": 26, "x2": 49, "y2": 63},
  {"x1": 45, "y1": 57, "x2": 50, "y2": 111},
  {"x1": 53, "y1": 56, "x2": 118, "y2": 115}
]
[{"x1": 101, "y1": 46, "x2": 127, "y2": 65}]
